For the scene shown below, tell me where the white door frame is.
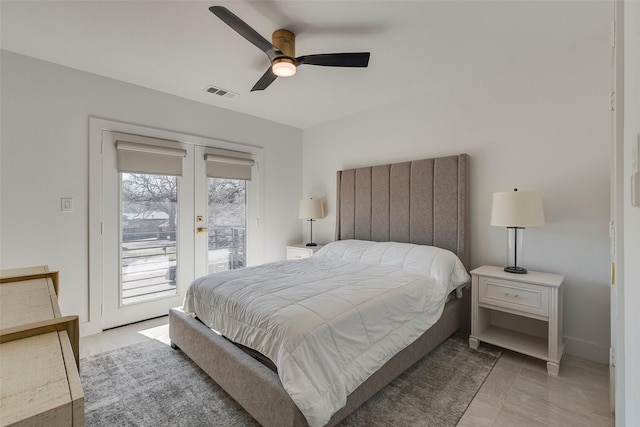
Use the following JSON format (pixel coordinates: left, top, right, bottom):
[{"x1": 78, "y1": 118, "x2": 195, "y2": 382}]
[
  {"x1": 86, "y1": 117, "x2": 264, "y2": 336},
  {"x1": 611, "y1": 0, "x2": 625, "y2": 417}
]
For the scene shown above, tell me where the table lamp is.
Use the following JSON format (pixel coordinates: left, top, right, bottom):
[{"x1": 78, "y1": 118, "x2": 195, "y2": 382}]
[
  {"x1": 491, "y1": 189, "x2": 545, "y2": 274},
  {"x1": 299, "y1": 198, "x2": 324, "y2": 247}
]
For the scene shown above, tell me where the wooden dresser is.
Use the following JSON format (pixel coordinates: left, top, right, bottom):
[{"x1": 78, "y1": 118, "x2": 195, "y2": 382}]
[{"x1": 0, "y1": 266, "x2": 84, "y2": 426}]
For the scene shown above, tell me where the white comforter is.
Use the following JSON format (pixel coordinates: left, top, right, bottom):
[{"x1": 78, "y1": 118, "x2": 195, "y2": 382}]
[{"x1": 183, "y1": 240, "x2": 468, "y2": 427}]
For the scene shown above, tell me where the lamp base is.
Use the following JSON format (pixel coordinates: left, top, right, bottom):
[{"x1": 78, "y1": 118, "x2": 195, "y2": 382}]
[
  {"x1": 305, "y1": 242, "x2": 318, "y2": 247},
  {"x1": 504, "y1": 266, "x2": 527, "y2": 274}
]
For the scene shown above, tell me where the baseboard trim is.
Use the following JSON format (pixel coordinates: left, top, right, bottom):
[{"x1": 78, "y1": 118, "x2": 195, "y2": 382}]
[
  {"x1": 564, "y1": 335, "x2": 610, "y2": 364},
  {"x1": 80, "y1": 320, "x2": 102, "y2": 337}
]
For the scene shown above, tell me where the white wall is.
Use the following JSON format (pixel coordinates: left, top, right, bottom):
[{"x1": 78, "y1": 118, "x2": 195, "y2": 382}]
[
  {"x1": 0, "y1": 51, "x2": 303, "y2": 324},
  {"x1": 622, "y1": 0, "x2": 640, "y2": 424},
  {"x1": 302, "y1": 36, "x2": 611, "y2": 362}
]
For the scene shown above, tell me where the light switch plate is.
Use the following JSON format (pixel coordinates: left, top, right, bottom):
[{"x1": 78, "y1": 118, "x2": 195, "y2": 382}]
[{"x1": 61, "y1": 197, "x2": 73, "y2": 212}]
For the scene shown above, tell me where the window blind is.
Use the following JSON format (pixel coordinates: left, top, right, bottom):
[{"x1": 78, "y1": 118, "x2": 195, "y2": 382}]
[
  {"x1": 205, "y1": 153, "x2": 255, "y2": 180},
  {"x1": 116, "y1": 140, "x2": 186, "y2": 176}
]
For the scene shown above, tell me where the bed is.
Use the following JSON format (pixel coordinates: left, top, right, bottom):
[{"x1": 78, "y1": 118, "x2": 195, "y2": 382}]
[{"x1": 169, "y1": 154, "x2": 470, "y2": 427}]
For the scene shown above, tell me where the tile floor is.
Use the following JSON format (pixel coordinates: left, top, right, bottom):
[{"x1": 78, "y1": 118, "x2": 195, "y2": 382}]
[
  {"x1": 458, "y1": 347, "x2": 614, "y2": 426},
  {"x1": 80, "y1": 317, "x2": 615, "y2": 426},
  {"x1": 79, "y1": 316, "x2": 171, "y2": 359}
]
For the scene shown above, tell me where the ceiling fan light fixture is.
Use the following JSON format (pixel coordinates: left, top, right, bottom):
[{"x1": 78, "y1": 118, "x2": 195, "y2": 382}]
[{"x1": 272, "y1": 59, "x2": 296, "y2": 77}]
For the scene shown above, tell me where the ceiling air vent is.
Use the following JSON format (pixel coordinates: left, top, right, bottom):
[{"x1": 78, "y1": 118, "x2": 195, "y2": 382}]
[{"x1": 204, "y1": 85, "x2": 238, "y2": 99}]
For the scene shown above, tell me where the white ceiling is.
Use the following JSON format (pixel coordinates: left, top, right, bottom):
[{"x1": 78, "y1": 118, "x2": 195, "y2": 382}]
[{"x1": 1, "y1": 1, "x2": 611, "y2": 129}]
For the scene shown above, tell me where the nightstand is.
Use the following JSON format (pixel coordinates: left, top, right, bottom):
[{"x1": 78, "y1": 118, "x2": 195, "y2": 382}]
[
  {"x1": 285, "y1": 244, "x2": 324, "y2": 260},
  {"x1": 469, "y1": 265, "x2": 565, "y2": 375}
]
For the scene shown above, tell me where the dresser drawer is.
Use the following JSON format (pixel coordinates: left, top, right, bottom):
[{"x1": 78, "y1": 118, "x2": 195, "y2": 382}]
[{"x1": 478, "y1": 276, "x2": 549, "y2": 317}]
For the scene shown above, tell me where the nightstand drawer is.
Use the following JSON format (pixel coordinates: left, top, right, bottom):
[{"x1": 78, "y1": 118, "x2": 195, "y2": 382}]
[
  {"x1": 287, "y1": 247, "x2": 312, "y2": 259},
  {"x1": 479, "y1": 277, "x2": 549, "y2": 317},
  {"x1": 286, "y1": 244, "x2": 324, "y2": 260}
]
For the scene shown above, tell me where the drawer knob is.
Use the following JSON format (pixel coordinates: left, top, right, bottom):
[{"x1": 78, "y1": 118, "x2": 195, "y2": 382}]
[{"x1": 504, "y1": 292, "x2": 519, "y2": 298}]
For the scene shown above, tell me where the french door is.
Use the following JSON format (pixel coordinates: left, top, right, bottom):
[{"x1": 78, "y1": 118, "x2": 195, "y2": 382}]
[
  {"x1": 101, "y1": 132, "x2": 254, "y2": 329},
  {"x1": 193, "y1": 146, "x2": 254, "y2": 279}
]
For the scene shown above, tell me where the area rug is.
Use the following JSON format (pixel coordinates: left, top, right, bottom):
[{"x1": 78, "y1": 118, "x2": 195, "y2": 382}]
[{"x1": 81, "y1": 332, "x2": 500, "y2": 427}]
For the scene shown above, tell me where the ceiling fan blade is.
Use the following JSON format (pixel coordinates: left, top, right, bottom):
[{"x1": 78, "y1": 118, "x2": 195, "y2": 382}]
[
  {"x1": 251, "y1": 68, "x2": 278, "y2": 92},
  {"x1": 296, "y1": 52, "x2": 370, "y2": 67},
  {"x1": 209, "y1": 6, "x2": 276, "y2": 54}
]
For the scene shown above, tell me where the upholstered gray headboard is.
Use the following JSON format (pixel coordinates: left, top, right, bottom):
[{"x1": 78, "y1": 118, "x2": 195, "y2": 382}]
[{"x1": 335, "y1": 154, "x2": 470, "y2": 268}]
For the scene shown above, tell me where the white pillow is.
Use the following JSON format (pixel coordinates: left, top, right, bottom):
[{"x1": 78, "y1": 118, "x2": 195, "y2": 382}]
[{"x1": 314, "y1": 239, "x2": 470, "y2": 294}]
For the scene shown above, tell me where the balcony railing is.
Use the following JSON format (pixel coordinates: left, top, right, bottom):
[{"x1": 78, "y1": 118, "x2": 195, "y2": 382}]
[
  {"x1": 207, "y1": 226, "x2": 245, "y2": 273},
  {"x1": 120, "y1": 225, "x2": 246, "y2": 304}
]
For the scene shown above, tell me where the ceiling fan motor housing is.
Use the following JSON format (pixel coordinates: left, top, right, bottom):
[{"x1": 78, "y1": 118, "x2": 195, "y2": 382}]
[{"x1": 272, "y1": 29, "x2": 295, "y2": 57}]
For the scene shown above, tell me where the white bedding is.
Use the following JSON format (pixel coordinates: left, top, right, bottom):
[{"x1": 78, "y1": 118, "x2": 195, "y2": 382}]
[{"x1": 183, "y1": 240, "x2": 469, "y2": 427}]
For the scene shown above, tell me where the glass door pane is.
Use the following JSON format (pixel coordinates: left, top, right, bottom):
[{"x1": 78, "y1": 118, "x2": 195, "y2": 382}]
[
  {"x1": 207, "y1": 178, "x2": 246, "y2": 274},
  {"x1": 120, "y1": 172, "x2": 178, "y2": 304}
]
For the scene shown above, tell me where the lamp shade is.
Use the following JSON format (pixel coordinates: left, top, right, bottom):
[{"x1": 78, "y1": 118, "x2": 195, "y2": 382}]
[
  {"x1": 299, "y1": 199, "x2": 325, "y2": 220},
  {"x1": 491, "y1": 189, "x2": 545, "y2": 227}
]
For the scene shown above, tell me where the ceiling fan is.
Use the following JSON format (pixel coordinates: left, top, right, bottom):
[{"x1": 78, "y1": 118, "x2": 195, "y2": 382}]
[{"x1": 209, "y1": 6, "x2": 371, "y2": 92}]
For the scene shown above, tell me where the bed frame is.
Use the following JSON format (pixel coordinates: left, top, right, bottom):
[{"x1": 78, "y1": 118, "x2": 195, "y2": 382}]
[{"x1": 169, "y1": 154, "x2": 470, "y2": 427}]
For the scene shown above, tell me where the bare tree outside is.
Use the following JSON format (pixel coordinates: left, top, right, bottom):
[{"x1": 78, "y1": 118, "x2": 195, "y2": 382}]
[{"x1": 122, "y1": 174, "x2": 178, "y2": 238}]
